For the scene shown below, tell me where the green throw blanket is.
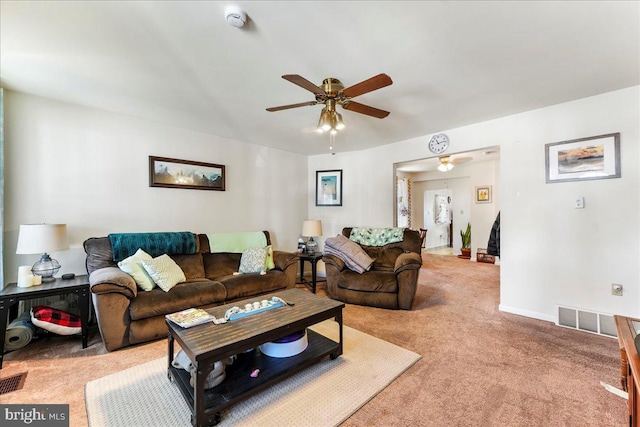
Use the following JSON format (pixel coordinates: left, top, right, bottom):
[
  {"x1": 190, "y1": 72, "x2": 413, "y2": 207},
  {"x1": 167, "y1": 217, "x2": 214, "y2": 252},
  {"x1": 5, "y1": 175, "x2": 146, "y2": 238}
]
[{"x1": 207, "y1": 231, "x2": 267, "y2": 253}]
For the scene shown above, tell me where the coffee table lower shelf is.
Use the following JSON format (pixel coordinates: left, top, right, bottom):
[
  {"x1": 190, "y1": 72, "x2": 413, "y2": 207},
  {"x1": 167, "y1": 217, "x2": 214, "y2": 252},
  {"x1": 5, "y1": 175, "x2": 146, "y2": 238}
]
[{"x1": 168, "y1": 329, "x2": 339, "y2": 425}]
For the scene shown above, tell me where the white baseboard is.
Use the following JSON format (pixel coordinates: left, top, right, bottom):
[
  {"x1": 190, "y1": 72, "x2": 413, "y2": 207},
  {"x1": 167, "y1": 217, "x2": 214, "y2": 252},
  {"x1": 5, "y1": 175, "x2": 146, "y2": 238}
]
[{"x1": 498, "y1": 304, "x2": 556, "y2": 323}]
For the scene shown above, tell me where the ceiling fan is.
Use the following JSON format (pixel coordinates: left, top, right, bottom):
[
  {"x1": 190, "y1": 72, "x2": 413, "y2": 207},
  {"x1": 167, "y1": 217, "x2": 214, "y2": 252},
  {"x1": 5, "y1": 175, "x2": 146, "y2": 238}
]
[
  {"x1": 438, "y1": 155, "x2": 473, "y2": 172},
  {"x1": 266, "y1": 73, "x2": 392, "y2": 134}
]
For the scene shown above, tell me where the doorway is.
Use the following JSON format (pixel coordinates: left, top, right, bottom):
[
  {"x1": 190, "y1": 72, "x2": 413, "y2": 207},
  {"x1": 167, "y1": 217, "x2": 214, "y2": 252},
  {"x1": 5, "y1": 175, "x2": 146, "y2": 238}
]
[
  {"x1": 419, "y1": 177, "x2": 471, "y2": 255},
  {"x1": 394, "y1": 146, "x2": 499, "y2": 258}
]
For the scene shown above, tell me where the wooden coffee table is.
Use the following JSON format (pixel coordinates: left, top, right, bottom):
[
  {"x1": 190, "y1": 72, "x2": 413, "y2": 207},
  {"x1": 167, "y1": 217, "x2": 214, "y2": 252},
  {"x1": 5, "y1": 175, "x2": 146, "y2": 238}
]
[{"x1": 166, "y1": 288, "x2": 344, "y2": 427}]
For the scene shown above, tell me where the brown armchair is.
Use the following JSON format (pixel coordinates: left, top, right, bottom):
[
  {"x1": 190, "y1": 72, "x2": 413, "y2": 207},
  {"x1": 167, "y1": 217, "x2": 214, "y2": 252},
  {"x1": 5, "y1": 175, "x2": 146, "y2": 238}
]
[{"x1": 322, "y1": 228, "x2": 422, "y2": 310}]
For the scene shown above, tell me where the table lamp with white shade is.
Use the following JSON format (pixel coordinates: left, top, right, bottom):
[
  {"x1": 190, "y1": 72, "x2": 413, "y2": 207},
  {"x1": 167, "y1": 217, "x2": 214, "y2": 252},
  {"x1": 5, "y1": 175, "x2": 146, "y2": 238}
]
[
  {"x1": 16, "y1": 224, "x2": 69, "y2": 282},
  {"x1": 302, "y1": 220, "x2": 323, "y2": 254}
]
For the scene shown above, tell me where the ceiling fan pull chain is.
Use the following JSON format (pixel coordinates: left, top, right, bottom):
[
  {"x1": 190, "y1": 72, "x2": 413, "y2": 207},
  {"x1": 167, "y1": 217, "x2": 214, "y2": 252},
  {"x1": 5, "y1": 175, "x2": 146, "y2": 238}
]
[{"x1": 329, "y1": 132, "x2": 336, "y2": 154}]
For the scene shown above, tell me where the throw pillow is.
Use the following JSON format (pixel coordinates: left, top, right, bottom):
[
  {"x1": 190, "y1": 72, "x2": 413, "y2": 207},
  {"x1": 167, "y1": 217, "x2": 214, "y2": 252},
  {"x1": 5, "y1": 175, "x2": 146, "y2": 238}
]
[
  {"x1": 238, "y1": 247, "x2": 267, "y2": 275},
  {"x1": 141, "y1": 254, "x2": 186, "y2": 292},
  {"x1": 118, "y1": 248, "x2": 156, "y2": 291},
  {"x1": 30, "y1": 306, "x2": 82, "y2": 336},
  {"x1": 265, "y1": 245, "x2": 275, "y2": 270}
]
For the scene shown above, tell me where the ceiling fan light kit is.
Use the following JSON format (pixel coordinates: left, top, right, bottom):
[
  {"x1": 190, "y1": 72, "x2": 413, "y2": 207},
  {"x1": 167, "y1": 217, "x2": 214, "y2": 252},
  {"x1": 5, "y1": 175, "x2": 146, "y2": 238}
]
[{"x1": 438, "y1": 155, "x2": 454, "y2": 172}]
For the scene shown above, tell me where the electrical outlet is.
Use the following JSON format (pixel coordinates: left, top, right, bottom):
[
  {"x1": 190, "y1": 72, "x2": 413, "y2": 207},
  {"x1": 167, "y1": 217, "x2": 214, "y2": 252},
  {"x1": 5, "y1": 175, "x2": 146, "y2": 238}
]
[{"x1": 612, "y1": 283, "x2": 623, "y2": 296}]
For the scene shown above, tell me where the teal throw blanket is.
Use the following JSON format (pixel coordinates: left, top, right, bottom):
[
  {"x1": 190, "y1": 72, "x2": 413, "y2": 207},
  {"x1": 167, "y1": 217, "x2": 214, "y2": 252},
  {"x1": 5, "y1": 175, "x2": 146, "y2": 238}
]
[{"x1": 109, "y1": 232, "x2": 197, "y2": 261}]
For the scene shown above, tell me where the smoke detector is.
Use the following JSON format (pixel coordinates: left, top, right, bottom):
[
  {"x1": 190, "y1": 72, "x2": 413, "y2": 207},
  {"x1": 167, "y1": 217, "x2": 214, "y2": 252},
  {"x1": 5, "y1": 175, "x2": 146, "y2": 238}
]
[{"x1": 225, "y1": 5, "x2": 246, "y2": 28}]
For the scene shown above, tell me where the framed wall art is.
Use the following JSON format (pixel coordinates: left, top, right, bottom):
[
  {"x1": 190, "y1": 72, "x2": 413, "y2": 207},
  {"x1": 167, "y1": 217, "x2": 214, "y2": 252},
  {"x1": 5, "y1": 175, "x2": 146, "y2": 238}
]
[
  {"x1": 149, "y1": 156, "x2": 225, "y2": 191},
  {"x1": 475, "y1": 186, "x2": 492, "y2": 204},
  {"x1": 316, "y1": 169, "x2": 343, "y2": 206},
  {"x1": 545, "y1": 133, "x2": 620, "y2": 183}
]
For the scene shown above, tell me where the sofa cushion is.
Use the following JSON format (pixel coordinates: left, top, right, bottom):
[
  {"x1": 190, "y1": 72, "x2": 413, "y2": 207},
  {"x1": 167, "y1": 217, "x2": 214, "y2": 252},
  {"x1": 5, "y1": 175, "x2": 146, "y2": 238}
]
[
  {"x1": 142, "y1": 254, "x2": 186, "y2": 292},
  {"x1": 337, "y1": 270, "x2": 398, "y2": 293},
  {"x1": 171, "y1": 253, "x2": 205, "y2": 279},
  {"x1": 202, "y1": 253, "x2": 241, "y2": 279},
  {"x1": 84, "y1": 237, "x2": 116, "y2": 274},
  {"x1": 363, "y1": 246, "x2": 404, "y2": 271},
  {"x1": 129, "y1": 279, "x2": 227, "y2": 321},
  {"x1": 222, "y1": 270, "x2": 290, "y2": 301},
  {"x1": 118, "y1": 248, "x2": 156, "y2": 291}
]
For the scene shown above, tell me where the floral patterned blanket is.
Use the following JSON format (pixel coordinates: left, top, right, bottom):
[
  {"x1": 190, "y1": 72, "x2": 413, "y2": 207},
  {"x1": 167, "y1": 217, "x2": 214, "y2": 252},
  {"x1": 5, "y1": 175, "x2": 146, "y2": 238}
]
[{"x1": 349, "y1": 227, "x2": 404, "y2": 246}]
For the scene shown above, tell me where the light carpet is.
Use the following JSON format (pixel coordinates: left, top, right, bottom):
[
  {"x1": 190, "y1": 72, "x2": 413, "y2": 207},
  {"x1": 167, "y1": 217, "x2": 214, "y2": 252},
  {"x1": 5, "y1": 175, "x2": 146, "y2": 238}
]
[{"x1": 85, "y1": 320, "x2": 421, "y2": 427}]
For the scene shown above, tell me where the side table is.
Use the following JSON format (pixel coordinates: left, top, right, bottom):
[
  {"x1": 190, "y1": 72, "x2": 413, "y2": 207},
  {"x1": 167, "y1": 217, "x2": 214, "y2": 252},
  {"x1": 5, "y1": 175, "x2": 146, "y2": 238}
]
[
  {"x1": 296, "y1": 252, "x2": 326, "y2": 294},
  {"x1": 0, "y1": 274, "x2": 91, "y2": 369}
]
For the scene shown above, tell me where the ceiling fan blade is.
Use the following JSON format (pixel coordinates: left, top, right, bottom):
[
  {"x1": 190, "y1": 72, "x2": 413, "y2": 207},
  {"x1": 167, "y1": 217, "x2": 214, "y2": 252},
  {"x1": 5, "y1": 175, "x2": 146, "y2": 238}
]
[
  {"x1": 266, "y1": 101, "x2": 318, "y2": 112},
  {"x1": 282, "y1": 75, "x2": 326, "y2": 96},
  {"x1": 342, "y1": 73, "x2": 393, "y2": 98},
  {"x1": 343, "y1": 101, "x2": 390, "y2": 119},
  {"x1": 450, "y1": 156, "x2": 473, "y2": 165}
]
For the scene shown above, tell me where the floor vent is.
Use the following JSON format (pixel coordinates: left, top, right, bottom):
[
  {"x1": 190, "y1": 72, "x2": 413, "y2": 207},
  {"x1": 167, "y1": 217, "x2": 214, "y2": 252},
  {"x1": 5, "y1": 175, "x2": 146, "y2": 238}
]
[
  {"x1": 557, "y1": 306, "x2": 617, "y2": 338},
  {"x1": 0, "y1": 372, "x2": 27, "y2": 395}
]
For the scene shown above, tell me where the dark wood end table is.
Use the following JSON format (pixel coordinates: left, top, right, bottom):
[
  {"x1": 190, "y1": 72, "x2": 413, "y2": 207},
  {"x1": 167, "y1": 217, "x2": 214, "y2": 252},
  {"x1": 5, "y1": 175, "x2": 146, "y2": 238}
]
[
  {"x1": 296, "y1": 252, "x2": 326, "y2": 294},
  {"x1": 167, "y1": 288, "x2": 344, "y2": 427},
  {"x1": 0, "y1": 274, "x2": 91, "y2": 369}
]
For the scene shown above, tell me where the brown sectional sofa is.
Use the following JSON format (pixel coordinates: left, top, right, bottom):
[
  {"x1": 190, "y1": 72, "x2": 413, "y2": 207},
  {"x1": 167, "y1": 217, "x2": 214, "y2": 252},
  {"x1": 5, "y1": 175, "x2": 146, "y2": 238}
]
[{"x1": 84, "y1": 231, "x2": 298, "y2": 351}]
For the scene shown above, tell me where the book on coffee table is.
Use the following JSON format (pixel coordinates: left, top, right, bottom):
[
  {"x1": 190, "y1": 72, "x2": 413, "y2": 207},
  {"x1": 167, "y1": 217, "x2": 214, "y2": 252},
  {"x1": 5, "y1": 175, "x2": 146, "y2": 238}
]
[{"x1": 166, "y1": 308, "x2": 215, "y2": 328}]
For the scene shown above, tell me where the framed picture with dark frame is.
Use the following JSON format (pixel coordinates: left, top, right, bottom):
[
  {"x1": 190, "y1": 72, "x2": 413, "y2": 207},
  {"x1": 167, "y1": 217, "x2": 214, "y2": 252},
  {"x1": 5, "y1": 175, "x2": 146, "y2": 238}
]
[
  {"x1": 475, "y1": 185, "x2": 492, "y2": 204},
  {"x1": 545, "y1": 133, "x2": 620, "y2": 183},
  {"x1": 149, "y1": 156, "x2": 225, "y2": 191},
  {"x1": 316, "y1": 169, "x2": 343, "y2": 206}
]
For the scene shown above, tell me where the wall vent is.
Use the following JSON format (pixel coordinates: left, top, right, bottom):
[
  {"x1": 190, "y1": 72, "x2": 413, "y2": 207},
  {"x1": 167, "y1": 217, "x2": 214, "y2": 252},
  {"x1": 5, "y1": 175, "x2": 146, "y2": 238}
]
[{"x1": 556, "y1": 305, "x2": 617, "y2": 338}]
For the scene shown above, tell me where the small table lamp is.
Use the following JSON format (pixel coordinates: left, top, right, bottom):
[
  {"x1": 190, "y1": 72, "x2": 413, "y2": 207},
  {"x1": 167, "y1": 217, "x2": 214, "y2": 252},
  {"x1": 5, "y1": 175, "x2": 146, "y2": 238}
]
[
  {"x1": 16, "y1": 224, "x2": 69, "y2": 282},
  {"x1": 302, "y1": 220, "x2": 323, "y2": 255}
]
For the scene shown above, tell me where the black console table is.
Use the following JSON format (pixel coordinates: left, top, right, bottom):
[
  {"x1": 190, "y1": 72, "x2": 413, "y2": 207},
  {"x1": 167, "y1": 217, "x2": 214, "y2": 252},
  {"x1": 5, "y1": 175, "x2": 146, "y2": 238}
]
[{"x1": 0, "y1": 275, "x2": 90, "y2": 369}]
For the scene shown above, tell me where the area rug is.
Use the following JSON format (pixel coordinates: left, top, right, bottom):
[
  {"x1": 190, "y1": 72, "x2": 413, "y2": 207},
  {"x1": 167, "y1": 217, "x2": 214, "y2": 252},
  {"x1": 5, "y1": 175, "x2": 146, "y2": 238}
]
[{"x1": 85, "y1": 321, "x2": 421, "y2": 427}]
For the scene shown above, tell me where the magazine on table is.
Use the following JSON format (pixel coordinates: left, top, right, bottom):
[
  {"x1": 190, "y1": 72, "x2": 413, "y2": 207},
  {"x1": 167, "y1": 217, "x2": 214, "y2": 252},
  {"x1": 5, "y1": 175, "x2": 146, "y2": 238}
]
[{"x1": 166, "y1": 308, "x2": 215, "y2": 328}]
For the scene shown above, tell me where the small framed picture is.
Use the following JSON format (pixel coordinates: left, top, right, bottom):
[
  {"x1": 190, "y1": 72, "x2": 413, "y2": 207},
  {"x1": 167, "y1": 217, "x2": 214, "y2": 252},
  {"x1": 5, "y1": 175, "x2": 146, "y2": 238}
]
[
  {"x1": 545, "y1": 133, "x2": 620, "y2": 183},
  {"x1": 475, "y1": 186, "x2": 492, "y2": 204},
  {"x1": 316, "y1": 169, "x2": 343, "y2": 206}
]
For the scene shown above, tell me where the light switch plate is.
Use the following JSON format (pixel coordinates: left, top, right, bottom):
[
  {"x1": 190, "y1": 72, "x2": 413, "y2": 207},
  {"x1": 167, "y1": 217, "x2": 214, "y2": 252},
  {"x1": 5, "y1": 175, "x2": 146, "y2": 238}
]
[{"x1": 575, "y1": 197, "x2": 584, "y2": 209}]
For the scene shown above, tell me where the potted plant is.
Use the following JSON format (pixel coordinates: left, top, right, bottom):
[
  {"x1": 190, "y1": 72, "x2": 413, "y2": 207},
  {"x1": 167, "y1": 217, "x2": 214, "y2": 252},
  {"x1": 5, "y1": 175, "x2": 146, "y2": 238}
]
[{"x1": 459, "y1": 222, "x2": 471, "y2": 259}]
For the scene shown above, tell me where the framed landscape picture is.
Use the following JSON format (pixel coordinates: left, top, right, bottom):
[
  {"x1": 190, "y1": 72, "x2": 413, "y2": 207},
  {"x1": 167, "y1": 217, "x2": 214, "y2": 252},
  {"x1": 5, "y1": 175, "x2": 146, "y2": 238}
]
[
  {"x1": 316, "y1": 169, "x2": 342, "y2": 206},
  {"x1": 475, "y1": 186, "x2": 492, "y2": 204},
  {"x1": 545, "y1": 133, "x2": 620, "y2": 183},
  {"x1": 149, "y1": 156, "x2": 225, "y2": 191}
]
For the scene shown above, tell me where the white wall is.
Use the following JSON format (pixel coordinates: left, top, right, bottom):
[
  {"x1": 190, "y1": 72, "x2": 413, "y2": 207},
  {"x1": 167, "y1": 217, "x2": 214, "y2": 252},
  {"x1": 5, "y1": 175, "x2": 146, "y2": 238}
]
[
  {"x1": 309, "y1": 86, "x2": 640, "y2": 321},
  {"x1": 3, "y1": 90, "x2": 308, "y2": 284}
]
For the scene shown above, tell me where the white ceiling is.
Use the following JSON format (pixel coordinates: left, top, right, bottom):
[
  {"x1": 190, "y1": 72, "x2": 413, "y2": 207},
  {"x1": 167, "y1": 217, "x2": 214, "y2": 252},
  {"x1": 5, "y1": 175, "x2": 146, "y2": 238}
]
[{"x1": 1, "y1": 1, "x2": 638, "y2": 156}]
